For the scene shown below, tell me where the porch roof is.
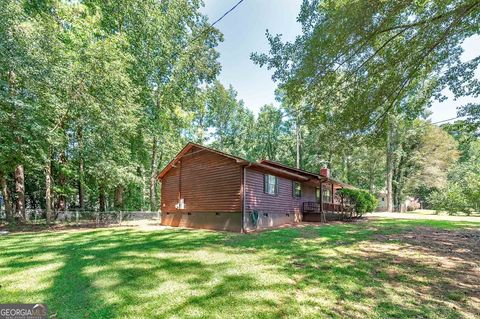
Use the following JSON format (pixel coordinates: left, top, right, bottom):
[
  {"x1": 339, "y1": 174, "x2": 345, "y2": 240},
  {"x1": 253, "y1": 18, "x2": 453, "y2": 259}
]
[{"x1": 258, "y1": 160, "x2": 356, "y2": 189}]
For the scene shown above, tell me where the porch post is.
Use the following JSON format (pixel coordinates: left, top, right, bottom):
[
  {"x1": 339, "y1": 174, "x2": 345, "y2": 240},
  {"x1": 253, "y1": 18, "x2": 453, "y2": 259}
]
[
  {"x1": 331, "y1": 183, "x2": 334, "y2": 203},
  {"x1": 320, "y1": 181, "x2": 323, "y2": 212},
  {"x1": 341, "y1": 191, "x2": 344, "y2": 219},
  {"x1": 331, "y1": 183, "x2": 335, "y2": 212}
]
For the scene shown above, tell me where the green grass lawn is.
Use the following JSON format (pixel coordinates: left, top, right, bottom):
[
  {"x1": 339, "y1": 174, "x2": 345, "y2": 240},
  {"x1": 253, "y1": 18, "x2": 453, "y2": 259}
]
[{"x1": 1, "y1": 219, "x2": 479, "y2": 318}]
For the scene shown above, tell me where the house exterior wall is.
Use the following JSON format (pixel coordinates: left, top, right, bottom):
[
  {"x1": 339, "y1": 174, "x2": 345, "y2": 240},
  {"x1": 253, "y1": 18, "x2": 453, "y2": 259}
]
[
  {"x1": 376, "y1": 192, "x2": 388, "y2": 211},
  {"x1": 159, "y1": 145, "x2": 334, "y2": 232},
  {"x1": 160, "y1": 146, "x2": 242, "y2": 231},
  {"x1": 244, "y1": 167, "x2": 316, "y2": 231}
]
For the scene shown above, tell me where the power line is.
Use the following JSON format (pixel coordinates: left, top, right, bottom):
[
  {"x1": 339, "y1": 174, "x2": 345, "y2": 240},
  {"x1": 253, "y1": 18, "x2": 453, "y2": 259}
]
[
  {"x1": 431, "y1": 116, "x2": 465, "y2": 125},
  {"x1": 167, "y1": 0, "x2": 245, "y2": 71},
  {"x1": 211, "y1": 0, "x2": 244, "y2": 27},
  {"x1": 190, "y1": 0, "x2": 245, "y2": 44}
]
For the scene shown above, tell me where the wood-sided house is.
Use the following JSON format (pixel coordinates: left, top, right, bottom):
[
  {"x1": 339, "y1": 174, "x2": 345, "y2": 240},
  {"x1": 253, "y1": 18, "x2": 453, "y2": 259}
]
[{"x1": 157, "y1": 142, "x2": 354, "y2": 232}]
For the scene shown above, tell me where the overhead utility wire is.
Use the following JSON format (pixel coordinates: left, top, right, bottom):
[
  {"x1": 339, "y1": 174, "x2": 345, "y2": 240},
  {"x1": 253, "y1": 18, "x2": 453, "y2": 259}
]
[
  {"x1": 190, "y1": 0, "x2": 245, "y2": 44},
  {"x1": 211, "y1": 0, "x2": 244, "y2": 27},
  {"x1": 431, "y1": 116, "x2": 465, "y2": 125}
]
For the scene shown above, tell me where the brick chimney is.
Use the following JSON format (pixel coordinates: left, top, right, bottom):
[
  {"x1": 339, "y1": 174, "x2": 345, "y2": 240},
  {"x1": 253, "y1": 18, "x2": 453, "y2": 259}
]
[{"x1": 320, "y1": 167, "x2": 330, "y2": 178}]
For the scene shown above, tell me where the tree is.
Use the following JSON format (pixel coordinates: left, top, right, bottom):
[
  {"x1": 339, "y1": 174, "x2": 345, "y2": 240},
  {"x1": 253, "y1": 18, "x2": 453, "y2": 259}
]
[
  {"x1": 448, "y1": 140, "x2": 480, "y2": 211},
  {"x1": 252, "y1": 0, "x2": 479, "y2": 211},
  {"x1": 205, "y1": 82, "x2": 255, "y2": 158},
  {"x1": 422, "y1": 119, "x2": 480, "y2": 213},
  {"x1": 405, "y1": 123, "x2": 459, "y2": 190},
  {"x1": 0, "y1": 0, "x2": 225, "y2": 220},
  {"x1": 443, "y1": 120, "x2": 479, "y2": 161},
  {"x1": 0, "y1": 0, "x2": 64, "y2": 220},
  {"x1": 428, "y1": 183, "x2": 470, "y2": 215},
  {"x1": 253, "y1": 104, "x2": 286, "y2": 161},
  {"x1": 88, "y1": 0, "x2": 223, "y2": 211}
]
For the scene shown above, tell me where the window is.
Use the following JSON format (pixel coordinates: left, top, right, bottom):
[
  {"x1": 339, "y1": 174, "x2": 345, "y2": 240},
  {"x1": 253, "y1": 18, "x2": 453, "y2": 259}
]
[
  {"x1": 293, "y1": 181, "x2": 302, "y2": 197},
  {"x1": 322, "y1": 185, "x2": 331, "y2": 203},
  {"x1": 264, "y1": 174, "x2": 278, "y2": 195},
  {"x1": 315, "y1": 187, "x2": 321, "y2": 203}
]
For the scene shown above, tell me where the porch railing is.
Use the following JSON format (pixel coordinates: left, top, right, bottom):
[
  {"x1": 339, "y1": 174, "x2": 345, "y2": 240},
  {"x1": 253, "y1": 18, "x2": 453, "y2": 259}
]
[{"x1": 302, "y1": 202, "x2": 344, "y2": 213}]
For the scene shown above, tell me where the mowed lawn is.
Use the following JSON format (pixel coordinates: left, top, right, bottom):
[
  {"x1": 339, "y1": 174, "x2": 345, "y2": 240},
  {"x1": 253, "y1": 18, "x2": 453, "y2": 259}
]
[{"x1": 1, "y1": 219, "x2": 479, "y2": 319}]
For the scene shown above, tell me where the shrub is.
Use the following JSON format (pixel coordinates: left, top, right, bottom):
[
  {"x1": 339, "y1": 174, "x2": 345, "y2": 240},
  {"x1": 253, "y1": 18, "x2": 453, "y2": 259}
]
[
  {"x1": 338, "y1": 188, "x2": 378, "y2": 214},
  {"x1": 427, "y1": 183, "x2": 470, "y2": 215}
]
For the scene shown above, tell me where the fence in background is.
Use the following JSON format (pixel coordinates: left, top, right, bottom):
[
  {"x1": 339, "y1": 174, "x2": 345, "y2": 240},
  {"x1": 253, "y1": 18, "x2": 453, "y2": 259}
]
[{"x1": 0, "y1": 209, "x2": 159, "y2": 226}]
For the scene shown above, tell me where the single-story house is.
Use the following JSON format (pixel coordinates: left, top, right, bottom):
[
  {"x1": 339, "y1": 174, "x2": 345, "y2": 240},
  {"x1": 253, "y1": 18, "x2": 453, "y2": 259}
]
[{"x1": 157, "y1": 142, "x2": 354, "y2": 232}]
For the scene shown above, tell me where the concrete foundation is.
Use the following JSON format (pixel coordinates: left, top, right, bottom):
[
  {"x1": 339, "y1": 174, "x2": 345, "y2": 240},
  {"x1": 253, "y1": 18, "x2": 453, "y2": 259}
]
[
  {"x1": 161, "y1": 212, "x2": 242, "y2": 232},
  {"x1": 244, "y1": 211, "x2": 302, "y2": 231}
]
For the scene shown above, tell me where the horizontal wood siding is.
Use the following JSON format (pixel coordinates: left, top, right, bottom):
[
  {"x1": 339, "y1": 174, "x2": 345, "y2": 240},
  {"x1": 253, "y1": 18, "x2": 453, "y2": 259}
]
[
  {"x1": 161, "y1": 146, "x2": 242, "y2": 213},
  {"x1": 244, "y1": 168, "x2": 316, "y2": 216}
]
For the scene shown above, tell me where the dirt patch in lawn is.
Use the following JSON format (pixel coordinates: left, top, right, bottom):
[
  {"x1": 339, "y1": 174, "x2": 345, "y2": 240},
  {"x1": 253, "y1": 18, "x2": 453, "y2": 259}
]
[
  {"x1": 367, "y1": 227, "x2": 480, "y2": 318},
  {"x1": 376, "y1": 226, "x2": 480, "y2": 260}
]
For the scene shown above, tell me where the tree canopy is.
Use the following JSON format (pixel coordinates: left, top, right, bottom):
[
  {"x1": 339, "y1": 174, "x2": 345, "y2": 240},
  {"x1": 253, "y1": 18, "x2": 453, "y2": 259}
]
[{"x1": 252, "y1": 0, "x2": 479, "y2": 212}]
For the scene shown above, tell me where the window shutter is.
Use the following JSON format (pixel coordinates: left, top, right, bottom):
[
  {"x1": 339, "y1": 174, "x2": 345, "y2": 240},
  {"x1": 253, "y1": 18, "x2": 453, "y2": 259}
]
[
  {"x1": 275, "y1": 176, "x2": 279, "y2": 195},
  {"x1": 264, "y1": 174, "x2": 268, "y2": 193}
]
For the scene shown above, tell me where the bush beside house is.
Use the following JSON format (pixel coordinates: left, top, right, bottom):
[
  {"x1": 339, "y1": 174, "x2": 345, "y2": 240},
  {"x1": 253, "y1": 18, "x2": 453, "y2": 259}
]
[{"x1": 338, "y1": 189, "x2": 378, "y2": 216}]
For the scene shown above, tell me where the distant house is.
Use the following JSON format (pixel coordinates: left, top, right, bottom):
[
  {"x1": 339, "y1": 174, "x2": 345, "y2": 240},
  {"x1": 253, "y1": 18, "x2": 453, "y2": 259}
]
[
  {"x1": 157, "y1": 142, "x2": 354, "y2": 232},
  {"x1": 377, "y1": 191, "x2": 388, "y2": 211},
  {"x1": 376, "y1": 191, "x2": 421, "y2": 212}
]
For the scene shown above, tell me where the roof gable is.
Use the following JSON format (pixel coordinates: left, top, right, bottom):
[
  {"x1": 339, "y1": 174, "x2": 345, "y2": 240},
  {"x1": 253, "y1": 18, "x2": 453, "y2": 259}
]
[{"x1": 157, "y1": 142, "x2": 247, "y2": 180}]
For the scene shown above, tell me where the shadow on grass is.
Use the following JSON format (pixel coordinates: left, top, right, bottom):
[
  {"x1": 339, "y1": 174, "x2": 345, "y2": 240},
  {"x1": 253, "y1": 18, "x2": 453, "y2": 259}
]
[
  {"x1": 0, "y1": 219, "x2": 479, "y2": 318},
  {"x1": 226, "y1": 219, "x2": 480, "y2": 318},
  {"x1": 0, "y1": 227, "x2": 296, "y2": 318}
]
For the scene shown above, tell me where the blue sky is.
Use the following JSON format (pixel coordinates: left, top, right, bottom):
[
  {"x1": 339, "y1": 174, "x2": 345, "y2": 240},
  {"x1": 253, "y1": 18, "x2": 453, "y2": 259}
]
[{"x1": 201, "y1": 0, "x2": 479, "y2": 123}]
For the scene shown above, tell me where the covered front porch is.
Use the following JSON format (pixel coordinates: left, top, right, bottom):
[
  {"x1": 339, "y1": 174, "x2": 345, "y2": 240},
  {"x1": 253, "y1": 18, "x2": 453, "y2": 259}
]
[{"x1": 302, "y1": 177, "x2": 355, "y2": 222}]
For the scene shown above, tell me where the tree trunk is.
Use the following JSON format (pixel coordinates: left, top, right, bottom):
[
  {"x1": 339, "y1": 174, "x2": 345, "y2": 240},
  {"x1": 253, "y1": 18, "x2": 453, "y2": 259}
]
[
  {"x1": 386, "y1": 117, "x2": 395, "y2": 213},
  {"x1": 327, "y1": 152, "x2": 333, "y2": 169},
  {"x1": 141, "y1": 167, "x2": 146, "y2": 211},
  {"x1": 99, "y1": 184, "x2": 106, "y2": 212},
  {"x1": 0, "y1": 171, "x2": 13, "y2": 221},
  {"x1": 342, "y1": 152, "x2": 350, "y2": 182},
  {"x1": 394, "y1": 151, "x2": 407, "y2": 212},
  {"x1": 78, "y1": 158, "x2": 84, "y2": 209},
  {"x1": 15, "y1": 164, "x2": 25, "y2": 220},
  {"x1": 296, "y1": 121, "x2": 301, "y2": 169},
  {"x1": 149, "y1": 137, "x2": 159, "y2": 211},
  {"x1": 114, "y1": 185, "x2": 124, "y2": 210},
  {"x1": 57, "y1": 152, "x2": 67, "y2": 212},
  {"x1": 8, "y1": 71, "x2": 22, "y2": 220},
  {"x1": 197, "y1": 114, "x2": 206, "y2": 144},
  {"x1": 45, "y1": 160, "x2": 53, "y2": 224},
  {"x1": 78, "y1": 127, "x2": 85, "y2": 209}
]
